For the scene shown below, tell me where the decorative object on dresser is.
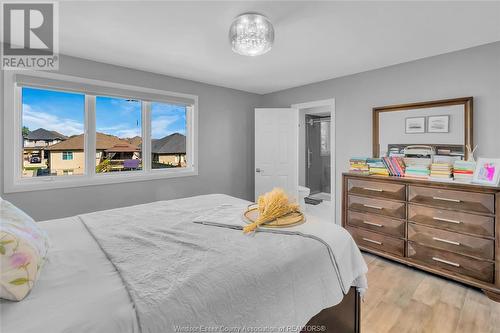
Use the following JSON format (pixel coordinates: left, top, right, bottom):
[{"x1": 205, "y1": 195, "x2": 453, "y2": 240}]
[
  {"x1": 466, "y1": 144, "x2": 478, "y2": 163},
  {"x1": 472, "y1": 158, "x2": 500, "y2": 186},
  {"x1": 342, "y1": 173, "x2": 500, "y2": 302}
]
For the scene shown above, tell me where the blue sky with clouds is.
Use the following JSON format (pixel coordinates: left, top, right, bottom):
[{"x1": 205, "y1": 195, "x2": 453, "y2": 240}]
[{"x1": 22, "y1": 87, "x2": 186, "y2": 139}]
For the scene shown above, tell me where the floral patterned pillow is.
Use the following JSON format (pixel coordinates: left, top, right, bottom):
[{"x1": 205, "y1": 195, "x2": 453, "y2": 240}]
[{"x1": 0, "y1": 198, "x2": 49, "y2": 301}]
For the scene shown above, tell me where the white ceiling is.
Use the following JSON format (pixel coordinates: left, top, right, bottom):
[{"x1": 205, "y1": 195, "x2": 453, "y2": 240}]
[{"x1": 55, "y1": 1, "x2": 500, "y2": 94}]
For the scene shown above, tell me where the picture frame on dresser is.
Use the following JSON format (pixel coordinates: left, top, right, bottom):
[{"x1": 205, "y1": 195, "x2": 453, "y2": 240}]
[
  {"x1": 473, "y1": 158, "x2": 500, "y2": 186},
  {"x1": 342, "y1": 173, "x2": 500, "y2": 302}
]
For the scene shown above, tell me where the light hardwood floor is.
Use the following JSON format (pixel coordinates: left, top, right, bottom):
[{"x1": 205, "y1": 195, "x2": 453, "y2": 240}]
[{"x1": 361, "y1": 253, "x2": 500, "y2": 333}]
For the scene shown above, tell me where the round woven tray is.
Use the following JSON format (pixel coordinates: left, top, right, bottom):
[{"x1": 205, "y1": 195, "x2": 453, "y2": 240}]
[{"x1": 243, "y1": 205, "x2": 305, "y2": 228}]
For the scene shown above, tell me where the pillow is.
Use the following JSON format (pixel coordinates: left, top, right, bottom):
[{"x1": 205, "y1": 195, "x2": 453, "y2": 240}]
[{"x1": 0, "y1": 199, "x2": 49, "y2": 301}]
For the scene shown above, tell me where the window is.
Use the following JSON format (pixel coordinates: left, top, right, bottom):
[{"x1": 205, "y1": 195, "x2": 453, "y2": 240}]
[
  {"x1": 96, "y1": 96, "x2": 142, "y2": 173},
  {"x1": 151, "y1": 102, "x2": 187, "y2": 169},
  {"x1": 62, "y1": 151, "x2": 74, "y2": 160},
  {"x1": 5, "y1": 71, "x2": 198, "y2": 193},
  {"x1": 21, "y1": 87, "x2": 85, "y2": 178}
]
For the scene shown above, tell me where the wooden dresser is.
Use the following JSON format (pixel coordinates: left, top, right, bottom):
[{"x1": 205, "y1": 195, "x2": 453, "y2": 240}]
[{"x1": 342, "y1": 173, "x2": 500, "y2": 301}]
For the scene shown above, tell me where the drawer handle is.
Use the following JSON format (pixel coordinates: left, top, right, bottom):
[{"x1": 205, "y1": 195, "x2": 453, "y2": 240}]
[
  {"x1": 363, "y1": 187, "x2": 383, "y2": 192},
  {"x1": 363, "y1": 221, "x2": 383, "y2": 227},
  {"x1": 363, "y1": 204, "x2": 383, "y2": 210},
  {"x1": 432, "y1": 237, "x2": 460, "y2": 246},
  {"x1": 432, "y1": 257, "x2": 460, "y2": 267},
  {"x1": 433, "y1": 217, "x2": 461, "y2": 224},
  {"x1": 362, "y1": 237, "x2": 383, "y2": 245},
  {"x1": 432, "y1": 196, "x2": 461, "y2": 203}
]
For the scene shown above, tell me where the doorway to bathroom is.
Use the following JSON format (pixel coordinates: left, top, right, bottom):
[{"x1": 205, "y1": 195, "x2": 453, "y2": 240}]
[
  {"x1": 305, "y1": 114, "x2": 331, "y2": 201},
  {"x1": 292, "y1": 99, "x2": 336, "y2": 223}
]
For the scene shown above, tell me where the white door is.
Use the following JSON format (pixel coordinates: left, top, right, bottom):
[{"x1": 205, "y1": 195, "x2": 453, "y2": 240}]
[{"x1": 255, "y1": 108, "x2": 299, "y2": 201}]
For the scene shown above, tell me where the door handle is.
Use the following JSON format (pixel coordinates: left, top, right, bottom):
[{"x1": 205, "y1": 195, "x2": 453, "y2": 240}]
[{"x1": 307, "y1": 149, "x2": 312, "y2": 169}]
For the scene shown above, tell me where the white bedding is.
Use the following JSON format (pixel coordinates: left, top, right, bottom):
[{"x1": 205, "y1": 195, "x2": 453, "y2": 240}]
[
  {"x1": 1, "y1": 194, "x2": 366, "y2": 333},
  {"x1": 0, "y1": 216, "x2": 139, "y2": 333}
]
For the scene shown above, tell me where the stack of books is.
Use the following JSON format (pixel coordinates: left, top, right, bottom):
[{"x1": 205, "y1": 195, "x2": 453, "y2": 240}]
[
  {"x1": 349, "y1": 157, "x2": 369, "y2": 174},
  {"x1": 405, "y1": 165, "x2": 430, "y2": 179},
  {"x1": 382, "y1": 157, "x2": 406, "y2": 177},
  {"x1": 367, "y1": 158, "x2": 389, "y2": 176},
  {"x1": 453, "y1": 160, "x2": 476, "y2": 183},
  {"x1": 430, "y1": 162, "x2": 453, "y2": 179}
]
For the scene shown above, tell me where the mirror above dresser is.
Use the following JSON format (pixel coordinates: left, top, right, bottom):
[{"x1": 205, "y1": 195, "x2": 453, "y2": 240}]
[{"x1": 373, "y1": 97, "x2": 473, "y2": 160}]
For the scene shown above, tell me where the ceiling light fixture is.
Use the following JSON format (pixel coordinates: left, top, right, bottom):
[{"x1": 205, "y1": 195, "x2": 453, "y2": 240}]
[{"x1": 229, "y1": 13, "x2": 274, "y2": 57}]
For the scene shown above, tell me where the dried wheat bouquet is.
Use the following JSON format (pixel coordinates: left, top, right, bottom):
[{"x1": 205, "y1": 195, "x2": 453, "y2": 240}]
[{"x1": 243, "y1": 188, "x2": 300, "y2": 234}]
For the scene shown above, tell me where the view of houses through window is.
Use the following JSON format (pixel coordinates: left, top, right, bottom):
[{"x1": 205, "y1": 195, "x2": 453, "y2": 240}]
[
  {"x1": 21, "y1": 86, "x2": 189, "y2": 178},
  {"x1": 22, "y1": 87, "x2": 85, "y2": 177},
  {"x1": 151, "y1": 102, "x2": 188, "y2": 169},
  {"x1": 95, "y1": 96, "x2": 142, "y2": 173}
]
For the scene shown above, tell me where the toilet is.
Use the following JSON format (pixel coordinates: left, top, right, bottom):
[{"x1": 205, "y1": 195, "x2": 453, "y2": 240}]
[{"x1": 298, "y1": 186, "x2": 311, "y2": 211}]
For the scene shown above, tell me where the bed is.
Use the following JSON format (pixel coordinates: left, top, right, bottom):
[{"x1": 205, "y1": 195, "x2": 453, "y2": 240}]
[{"x1": 1, "y1": 194, "x2": 367, "y2": 333}]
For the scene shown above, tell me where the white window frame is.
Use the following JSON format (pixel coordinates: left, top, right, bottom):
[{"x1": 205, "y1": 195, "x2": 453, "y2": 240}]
[{"x1": 3, "y1": 70, "x2": 198, "y2": 193}]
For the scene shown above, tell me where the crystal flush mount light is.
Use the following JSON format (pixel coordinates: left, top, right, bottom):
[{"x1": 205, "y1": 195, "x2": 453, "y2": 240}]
[{"x1": 229, "y1": 13, "x2": 274, "y2": 56}]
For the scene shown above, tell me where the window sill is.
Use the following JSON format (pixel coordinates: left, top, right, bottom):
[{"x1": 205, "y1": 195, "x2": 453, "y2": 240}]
[{"x1": 4, "y1": 167, "x2": 198, "y2": 193}]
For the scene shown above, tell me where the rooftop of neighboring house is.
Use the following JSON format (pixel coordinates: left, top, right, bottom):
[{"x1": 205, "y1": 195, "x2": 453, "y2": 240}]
[
  {"x1": 127, "y1": 136, "x2": 142, "y2": 148},
  {"x1": 152, "y1": 133, "x2": 186, "y2": 155},
  {"x1": 25, "y1": 128, "x2": 68, "y2": 141},
  {"x1": 105, "y1": 143, "x2": 140, "y2": 153},
  {"x1": 46, "y1": 132, "x2": 186, "y2": 154},
  {"x1": 46, "y1": 132, "x2": 140, "y2": 152}
]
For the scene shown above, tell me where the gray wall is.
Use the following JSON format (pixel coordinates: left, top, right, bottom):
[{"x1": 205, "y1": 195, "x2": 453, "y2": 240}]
[
  {"x1": 0, "y1": 54, "x2": 260, "y2": 220},
  {"x1": 261, "y1": 42, "x2": 500, "y2": 223}
]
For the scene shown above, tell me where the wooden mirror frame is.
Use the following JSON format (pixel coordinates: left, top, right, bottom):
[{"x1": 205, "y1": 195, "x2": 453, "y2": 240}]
[{"x1": 372, "y1": 97, "x2": 473, "y2": 160}]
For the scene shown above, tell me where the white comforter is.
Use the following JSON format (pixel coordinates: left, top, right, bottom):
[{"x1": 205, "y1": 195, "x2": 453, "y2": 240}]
[
  {"x1": 1, "y1": 194, "x2": 367, "y2": 333},
  {"x1": 0, "y1": 215, "x2": 139, "y2": 333}
]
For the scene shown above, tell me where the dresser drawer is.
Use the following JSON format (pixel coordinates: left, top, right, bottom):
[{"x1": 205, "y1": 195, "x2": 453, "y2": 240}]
[
  {"x1": 408, "y1": 223, "x2": 494, "y2": 260},
  {"x1": 347, "y1": 210, "x2": 405, "y2": 238},
  {"x1": 408, "y1": 242, "x2": 494, "y2": 283},
  {"x1": 348, "y1": 195, "x2": 406, "y2": 219},
  {"x1": 408, "y1": 186, "x2": 495, "y2": 215},
  {"x1": 348, "y1": 179, "x2": 406, "y2": 201},
  {"x1": 408, "y1": 204, "x2": 494, "y2": 238},
  {"x1": 347, "y1": 226, "x2": 404, "y2": 256}
]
